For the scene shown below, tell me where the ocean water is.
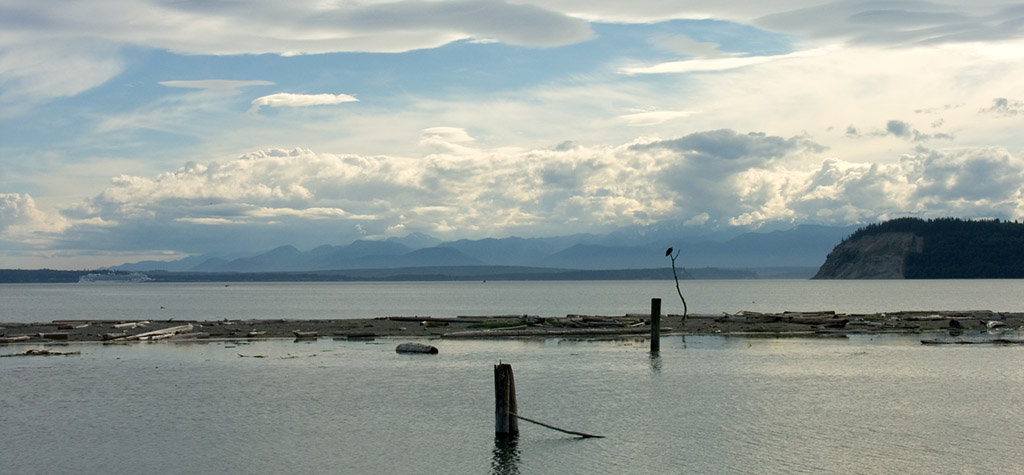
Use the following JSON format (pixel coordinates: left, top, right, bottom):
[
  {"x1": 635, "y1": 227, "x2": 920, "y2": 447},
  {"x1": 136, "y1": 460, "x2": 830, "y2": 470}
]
[
  {"x1": 4, "y1": 280, "x2": 1024, "y2": 473},
  {"x1": 2, "y1": 335, "x2": 1023, "y2": 474},
  {"x1": 2, "y1": 279, "x2": 1024, "y2": 323}
]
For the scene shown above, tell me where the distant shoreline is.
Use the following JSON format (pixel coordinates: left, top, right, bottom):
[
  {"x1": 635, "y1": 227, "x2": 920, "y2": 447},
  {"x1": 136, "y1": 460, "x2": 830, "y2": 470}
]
[
  {"x1": 2, "y1": 310, "x2": 1021, "y2": 344},
  {"x1": 0, "y1": 266, "x2": 820, "y2": 284}
]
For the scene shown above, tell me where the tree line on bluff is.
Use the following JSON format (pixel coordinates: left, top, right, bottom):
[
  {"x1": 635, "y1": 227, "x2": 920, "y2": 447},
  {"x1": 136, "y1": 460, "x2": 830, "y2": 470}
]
[{"x1": 839, "y1": 217, "x2": 1024, "y2": 278}]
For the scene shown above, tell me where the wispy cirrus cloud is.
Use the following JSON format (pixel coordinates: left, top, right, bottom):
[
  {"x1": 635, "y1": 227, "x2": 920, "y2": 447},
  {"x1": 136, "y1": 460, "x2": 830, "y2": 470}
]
[
  {"x1": 0, "y1": 0, "x2": 593, "y2": 106},
  {"x1": 618, "y1": 109, "x2": 696, "y2": 126},
  {"x1": 620, "y1": 48, "x2": 828, "y2": 75},
  {"x1": 159, "y1": 80, "x2": 275, "y2": 91}
]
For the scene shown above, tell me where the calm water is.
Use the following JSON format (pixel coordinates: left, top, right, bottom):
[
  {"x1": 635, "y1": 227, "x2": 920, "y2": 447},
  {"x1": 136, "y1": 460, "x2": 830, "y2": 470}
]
[
  {"x1": 3, "y1": 335, "x2": 1023, "y2": 474},
  {"x1": 2, "y1": 279, "x2": 1024, "y2": 323}
]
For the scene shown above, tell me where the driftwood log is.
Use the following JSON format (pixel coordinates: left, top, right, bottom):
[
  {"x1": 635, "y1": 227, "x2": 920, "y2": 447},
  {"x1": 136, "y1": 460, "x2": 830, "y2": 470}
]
[
  {"x1": 0, "y1": 335, "x2": 30, "y2": 344},
  {"x1": 921, "y1": 339, "x2": 1024, "y2": 345},
  {"x1": 396, "y1": 342, "x2": 439, "y2": 354},
  {"x1": 1, "y1": 349, "x2": 80, "y2": 357},
  {"x1": 37, "y1": 332, "x2": 70, "y2": 340},
  {"x1": 389, "y1": 316, "x2": 486, "y2": 324},
  {"x1": 169, "y1": 332, "x2": 210, "y2": 340},
  {"x1": 788, "y1": 316, "x2": 849, "y2": 327},
  {"x1": 127, "y1": 324, "x2": 194, "y2": 341}
]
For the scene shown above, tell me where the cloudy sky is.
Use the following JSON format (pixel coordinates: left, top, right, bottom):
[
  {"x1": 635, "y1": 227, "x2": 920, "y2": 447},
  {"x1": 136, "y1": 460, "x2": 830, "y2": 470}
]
[{"x1": 2, "y1": 0, "x2": 1024, "y2": 269}]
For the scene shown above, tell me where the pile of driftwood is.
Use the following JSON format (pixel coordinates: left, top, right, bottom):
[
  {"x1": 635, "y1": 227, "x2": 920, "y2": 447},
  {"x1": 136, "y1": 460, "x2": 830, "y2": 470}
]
[
  {"x1": 1, "y1": 333, "x2": 71, "y2": 343},
  {"x1": 103, "y1": 324, "x2": 208, "y2": 342},
  {"x1": 566, "y1": 315, "x2": 645, "y2": 328},
  {"x1": 1, "y1": 349, "x2": 80, "y2": 357},
  {"x1": 921, "y1": 338, "x2": 1024, "y2": 345},
  {"x1": 440, "y1": 314, "x2": 659, "y2": 338}
]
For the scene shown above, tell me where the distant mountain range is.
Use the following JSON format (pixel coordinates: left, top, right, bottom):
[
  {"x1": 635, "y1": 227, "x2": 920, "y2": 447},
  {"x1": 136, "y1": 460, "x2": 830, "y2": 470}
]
[{"x1": 113, "y1": 224, "x2": 858, "y2": 277}]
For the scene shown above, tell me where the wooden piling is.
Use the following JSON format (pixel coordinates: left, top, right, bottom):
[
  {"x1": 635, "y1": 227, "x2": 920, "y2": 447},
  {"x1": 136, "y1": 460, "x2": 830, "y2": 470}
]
[
  {"x1": 494, "y1": 363, "x2": 519, "y2": 436},
  {"x1": 651, "y1": 298, "x2": 661, "y2": 352}
]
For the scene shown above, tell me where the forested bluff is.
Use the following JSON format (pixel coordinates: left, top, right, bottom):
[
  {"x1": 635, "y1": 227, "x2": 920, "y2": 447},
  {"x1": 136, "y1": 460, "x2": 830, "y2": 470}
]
[{"x1": 814, "y1": 217, "x2": 1024, "y2": 279}]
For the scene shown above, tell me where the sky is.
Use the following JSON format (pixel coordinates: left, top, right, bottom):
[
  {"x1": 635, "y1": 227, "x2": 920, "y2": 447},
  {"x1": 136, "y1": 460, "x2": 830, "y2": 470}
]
[{"x1": 2, "y1": 0, "x2": 1024, "y2": 269}]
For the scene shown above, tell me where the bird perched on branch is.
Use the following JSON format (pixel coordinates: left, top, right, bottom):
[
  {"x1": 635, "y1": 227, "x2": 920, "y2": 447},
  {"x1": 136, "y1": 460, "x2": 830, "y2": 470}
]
[{"x1": 665, "y1": 246, "x2": 687, "y2": 318}]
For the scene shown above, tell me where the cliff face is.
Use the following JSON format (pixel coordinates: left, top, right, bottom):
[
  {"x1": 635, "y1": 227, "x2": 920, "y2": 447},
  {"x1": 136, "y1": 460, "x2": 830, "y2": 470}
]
[{"x1": 813, "y1": 232, "x2": 923, "y2": 279}]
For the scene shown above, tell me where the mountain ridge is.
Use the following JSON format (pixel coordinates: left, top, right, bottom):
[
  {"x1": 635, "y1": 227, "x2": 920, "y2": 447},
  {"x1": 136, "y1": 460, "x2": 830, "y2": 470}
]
[{"x1": 114, "y1": 224, "x2": 859, "y2": 274}]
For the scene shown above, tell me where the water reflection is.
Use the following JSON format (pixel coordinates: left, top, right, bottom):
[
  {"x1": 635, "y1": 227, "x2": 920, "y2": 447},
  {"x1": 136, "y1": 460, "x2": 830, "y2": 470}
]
[
  {"x1": 491, "y1": 435, "x2": 520, "y2": 475},
  {"x1": 648, "y1": 352, "x2": 662, "y2": 373}
]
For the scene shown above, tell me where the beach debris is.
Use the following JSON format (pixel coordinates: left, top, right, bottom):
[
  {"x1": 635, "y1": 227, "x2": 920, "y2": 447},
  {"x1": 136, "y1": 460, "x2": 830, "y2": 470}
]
[
  {"x1": 0, "y1": 335, "x2": 30, "y2": 344},
  {"x1": 396, "y1": 342, "x2": 438, "y2": 354},
  {"x1": 458, "y1": 314, "x2": 541, "y2": 321},
  {"x1": 786, "y1": 314, "x2": 849, "y2": 327},
  {"x1": 444, "y1": 326, "x2": 662, "y2": 338},
  {"x1": 247, "y1": 331, "x2": 267, "y2": 338},
  {"x1": 128, "y1": 324, "x2": 194, "y2": 341},
  {"x1": 37, "y1": 332, "x2": 70, "y2": 340},
  {"x1": 921, "y1": 339, "x2": 1024, "y2": 345},
  {"x1": 564, "y1": 315, "x2": 634, "y2": 328},
  {"x1": 334, "y1": 331, "x2": 376, "y2": 339},
  {"x1": 114, "y1": 321, "x2": 150, "y2": 329},
  {"x1": 293, "y1": 331, "x2": 318, "y2": 339},
  {"x1": 1, "y1": 348, "x2": 81, "y2": 357},
  {"x1": 169, "y1": 332, "x2": 210, "y2": 340},
  {"x1": 102, "y1": 324, "x2": 195, "y2": 342}
]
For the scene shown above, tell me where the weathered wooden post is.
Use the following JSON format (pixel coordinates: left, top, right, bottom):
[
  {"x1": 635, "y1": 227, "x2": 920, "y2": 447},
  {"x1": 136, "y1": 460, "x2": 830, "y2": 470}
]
[
  {"x1": 651, "y1": 298, "x2": 661, "y2": 352},
  {"x1": 494, "y1": 363, "x2": 519, "y2": 437}
]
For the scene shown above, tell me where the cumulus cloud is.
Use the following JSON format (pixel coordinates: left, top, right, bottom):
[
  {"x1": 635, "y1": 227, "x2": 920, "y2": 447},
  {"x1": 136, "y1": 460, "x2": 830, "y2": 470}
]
[
  {"x1": 634, "y1": 129, "x2": 824, "y2": 161},
  {"x1": 0, "y1": 193, "x2": 70, "y2": 248},
  {"x1": 980, "y1": 97, "x2": 1024, "y2": 117},
  {"x1": 741, "y1": 146, "x2": 1024, "y2": 228},
  {"x1": 249, "y1": 93, "x2": 358, "y2": 113},
  {"x1": 884, "y1": 119, "x2": 955, "y2": 142},
  {"x1": 36, "y1": 127, "x2": 1017, "y2": 255}
]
